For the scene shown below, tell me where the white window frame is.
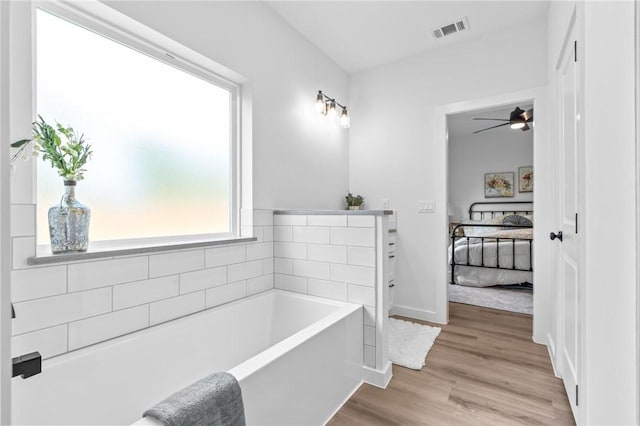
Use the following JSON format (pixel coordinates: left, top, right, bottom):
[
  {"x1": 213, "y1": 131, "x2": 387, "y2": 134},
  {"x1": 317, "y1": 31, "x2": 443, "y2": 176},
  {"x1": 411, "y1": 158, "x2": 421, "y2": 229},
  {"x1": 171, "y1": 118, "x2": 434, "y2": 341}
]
[{"x1": 32, "y1": 1, "x2": 242, "y2": 247}]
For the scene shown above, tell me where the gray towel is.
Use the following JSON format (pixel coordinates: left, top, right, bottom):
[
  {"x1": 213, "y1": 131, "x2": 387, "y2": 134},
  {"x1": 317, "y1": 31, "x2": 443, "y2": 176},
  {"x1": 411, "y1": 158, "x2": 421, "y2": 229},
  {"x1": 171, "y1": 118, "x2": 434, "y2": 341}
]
[{"x1": 143, "y1": 372, "x2": 245, "y2": 426}]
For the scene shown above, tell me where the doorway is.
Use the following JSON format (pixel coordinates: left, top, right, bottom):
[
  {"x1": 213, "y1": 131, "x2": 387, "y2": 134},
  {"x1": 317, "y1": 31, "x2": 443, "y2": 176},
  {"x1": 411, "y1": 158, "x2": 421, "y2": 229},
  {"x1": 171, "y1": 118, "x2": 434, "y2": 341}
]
[
  {"x1": 433, "y1": 87, "x2": 552, "y2": 345},
  {"x1": 446, "y1": 103, "x2": 534, "y2": 315}
]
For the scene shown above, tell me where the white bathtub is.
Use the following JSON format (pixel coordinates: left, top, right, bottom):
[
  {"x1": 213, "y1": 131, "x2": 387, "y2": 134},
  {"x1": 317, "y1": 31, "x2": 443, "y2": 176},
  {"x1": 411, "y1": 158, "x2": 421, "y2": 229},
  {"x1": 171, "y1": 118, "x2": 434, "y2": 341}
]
[{"x1": 12, "y1": 290, "x2": 364, "y2": 425}]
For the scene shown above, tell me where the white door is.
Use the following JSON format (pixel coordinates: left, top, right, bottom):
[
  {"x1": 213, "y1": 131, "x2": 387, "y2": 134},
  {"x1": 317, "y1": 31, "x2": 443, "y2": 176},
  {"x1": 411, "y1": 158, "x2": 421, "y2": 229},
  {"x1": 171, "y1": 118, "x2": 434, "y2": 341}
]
[{"x1": 555, "y1": 23, "x2": 583, "y2": 422}]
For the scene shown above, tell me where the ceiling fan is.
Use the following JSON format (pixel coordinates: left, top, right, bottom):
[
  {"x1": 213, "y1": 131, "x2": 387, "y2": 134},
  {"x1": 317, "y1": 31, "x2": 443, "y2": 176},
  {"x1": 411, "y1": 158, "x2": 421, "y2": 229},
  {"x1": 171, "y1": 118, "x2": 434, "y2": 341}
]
[{"x1": 473, "y1": 107, "x2": 534, "y2": 134}]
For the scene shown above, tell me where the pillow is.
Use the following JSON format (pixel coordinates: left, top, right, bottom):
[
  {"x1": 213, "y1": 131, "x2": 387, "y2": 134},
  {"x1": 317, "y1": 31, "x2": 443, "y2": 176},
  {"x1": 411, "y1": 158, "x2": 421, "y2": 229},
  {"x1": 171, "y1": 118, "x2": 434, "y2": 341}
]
[
  {"x1": 502, "y1": 214, "x2": 533, "y2": 227},
  {"x1": 461, "y1": 215, "x2": 505, "y2": 236}
]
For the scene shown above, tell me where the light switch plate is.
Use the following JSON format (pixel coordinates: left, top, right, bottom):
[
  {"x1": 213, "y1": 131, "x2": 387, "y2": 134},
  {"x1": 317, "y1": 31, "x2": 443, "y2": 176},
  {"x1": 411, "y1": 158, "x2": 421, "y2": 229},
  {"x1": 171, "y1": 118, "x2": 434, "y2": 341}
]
[
  {"x1": 381, "y1": 199, "x2": 390, "y2": 210},
  {"x1": 418, "y1": 200, "x2": 435, "y2": 213}
]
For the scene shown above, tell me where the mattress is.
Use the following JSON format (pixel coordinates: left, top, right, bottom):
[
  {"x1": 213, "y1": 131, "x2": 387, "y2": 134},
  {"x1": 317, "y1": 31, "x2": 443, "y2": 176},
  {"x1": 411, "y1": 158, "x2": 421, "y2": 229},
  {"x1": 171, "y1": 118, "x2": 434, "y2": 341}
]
[{"x1": 450, "y1": 237, "x2": 533, "y2": 287}]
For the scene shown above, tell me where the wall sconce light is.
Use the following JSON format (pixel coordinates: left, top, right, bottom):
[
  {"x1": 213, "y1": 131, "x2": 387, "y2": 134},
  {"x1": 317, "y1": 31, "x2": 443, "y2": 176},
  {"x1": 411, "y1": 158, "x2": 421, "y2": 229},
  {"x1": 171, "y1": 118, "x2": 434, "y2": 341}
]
[{"x1": 315, "y1": 90, "x2": 350, "y2": 128}]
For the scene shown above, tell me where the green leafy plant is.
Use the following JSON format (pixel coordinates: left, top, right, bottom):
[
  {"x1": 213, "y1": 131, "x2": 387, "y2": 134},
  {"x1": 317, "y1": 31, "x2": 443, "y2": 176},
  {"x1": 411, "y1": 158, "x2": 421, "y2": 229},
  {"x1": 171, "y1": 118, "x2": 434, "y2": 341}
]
[
  {"x1": 345, "y1": 192, "x2": 365, "y2": 207},
  {"x1": 12, "y1": 115, "x2": 92, "y2": 181}
]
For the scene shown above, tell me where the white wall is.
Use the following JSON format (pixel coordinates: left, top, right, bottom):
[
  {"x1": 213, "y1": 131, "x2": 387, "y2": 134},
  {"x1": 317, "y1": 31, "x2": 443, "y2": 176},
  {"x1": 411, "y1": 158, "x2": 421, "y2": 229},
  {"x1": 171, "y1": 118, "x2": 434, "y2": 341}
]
[
  {"x1": 349, "y1": 19, "x2": 547, "y2": 321},
  {"x1": 104, "y1": 0, "x2": 350, "y2": 210},
  {"x1": 5, "y1": 0, "x2": 351, "y2": 365},
  {"x1": 581, "y1": 1, "x2": 638, "y2": 424},
  {"x1": 448, "y1": 129, "x2": 533, "y2": 221}
]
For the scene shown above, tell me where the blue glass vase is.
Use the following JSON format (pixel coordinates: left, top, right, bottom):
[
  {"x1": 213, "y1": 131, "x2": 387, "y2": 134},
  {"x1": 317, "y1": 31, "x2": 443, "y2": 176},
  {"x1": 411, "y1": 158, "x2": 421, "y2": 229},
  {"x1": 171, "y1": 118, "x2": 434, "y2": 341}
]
[{"x1": 48, "y1": 180, "x2": 91, "y2": 253}]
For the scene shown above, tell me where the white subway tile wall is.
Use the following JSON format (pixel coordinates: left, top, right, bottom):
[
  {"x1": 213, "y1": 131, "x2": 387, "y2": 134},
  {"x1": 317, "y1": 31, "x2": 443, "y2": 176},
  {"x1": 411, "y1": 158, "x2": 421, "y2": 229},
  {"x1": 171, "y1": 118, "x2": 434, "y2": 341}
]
[
  {"x1": 274, "y1": 273, "x2": 308, "y2": 294},
  {"x1": 292, "y1": 226, "x2": 330, "y2": 244},
  {"x1": 364, "y1": 344, "x2": 376, "y2": 368},
  {"x1": 149, "y1": 250, "x2": 204, "y2": 278},
  {"x1": 10, "y1": 210, "x2": 275, "y2": 359},
  {"x1": 10, "y1": 209, "x2": 388, "y2": 369},
  {"x1": 330, "y1": 227, "x2": 375, "y2": 247},
  {"x1": 149, "y1": 291, "x2": 205, "y2": 326},
  {"x1": 113, "y1": 275, "x2": 179, "y2": 310},
  {"x1": 247, "y1": 274, "x2": 273, "y2": 295},
  {"x1": 308, "y1": 243, "x2": 347, "y2": 264},
  {"x1": 13, "y1": 287, "x2": 113, "y2": 335},
  {"x1": 273, "y1": 213, "x2": 384, "y2": 369},
  {"x1": 10, "y1": 204, "x2": 35, "y2": 237},
  {"x1": 68, "y1": 256, "x2": 148, "y2": 292},
  {"x1": 68, "y1": 305, "x2": 150, "y2": 350},
  {"x1": 274, "y1": 258, "x2": 293, "y2": 275},
  {"x1": 273, "y1": 226, "x2": 292, "y2": 242},
  {"x1": 179, "y1": 266, "x2": 227, "y2": 294},
  {"x1": 307, "y1": 215, "x2": 347, "y2": 227},
  {"x1": 205, "y1": 280, "x2": 247, "y2": 308},
  {"x1": 205, "y1": 245, "x2": 246, "y2": 268},
  {"x1": 293, "y1": 260, "x2": 331, "y2": 280},
  {"x1": 11, "y1": 325, "x2": 67, "y2": 360},
  {"x1": 307, "y1": 279, "x2": 348, "y2": 301},
  {"x1": 11, "y1": 266, "x2": 67, "y2": 302},
  {"x1": 12, "y1": 236, "x2": 35, "y2": 270},
  {"x1": 274, "y1": 215, "x2": 307, "y2": 226}
]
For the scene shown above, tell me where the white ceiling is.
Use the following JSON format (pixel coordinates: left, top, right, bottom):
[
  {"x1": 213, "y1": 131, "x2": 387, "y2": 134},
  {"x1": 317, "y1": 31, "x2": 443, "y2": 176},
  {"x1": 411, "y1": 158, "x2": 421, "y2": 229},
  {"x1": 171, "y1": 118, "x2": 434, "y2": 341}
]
[
  {"x1": 265, "y1": 1, "x2": 549, "y2": 74},
  {"x1": 447, "y1": 103, "x2": 534, "y2": 138}
]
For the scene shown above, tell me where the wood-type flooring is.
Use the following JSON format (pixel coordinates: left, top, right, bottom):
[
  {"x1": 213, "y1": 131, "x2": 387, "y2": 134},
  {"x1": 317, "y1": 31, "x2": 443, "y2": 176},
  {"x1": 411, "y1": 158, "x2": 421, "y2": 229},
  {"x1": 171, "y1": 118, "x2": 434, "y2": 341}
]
[{"x1": 329, "y1": 302, "x2": 574, "y2": 426}]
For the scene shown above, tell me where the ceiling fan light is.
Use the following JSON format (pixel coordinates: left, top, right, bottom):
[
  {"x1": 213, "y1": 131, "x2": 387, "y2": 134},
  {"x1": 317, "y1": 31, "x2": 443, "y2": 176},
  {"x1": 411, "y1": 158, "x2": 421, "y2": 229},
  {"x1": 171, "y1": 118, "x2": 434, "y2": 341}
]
[{"x1": 509, "y1": 106, "x2": 526, "y2": 129}]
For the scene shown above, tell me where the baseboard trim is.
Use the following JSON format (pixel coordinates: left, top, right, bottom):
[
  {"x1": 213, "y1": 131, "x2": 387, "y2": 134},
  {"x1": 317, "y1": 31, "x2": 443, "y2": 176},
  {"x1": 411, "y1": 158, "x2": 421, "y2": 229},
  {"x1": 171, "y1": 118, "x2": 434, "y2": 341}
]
[
  {"x1": 547, "y1": 332, "x2": 560, "y2": 378},
  {"x1": 362, "y1": 361, "x2": 393, "y2": 389},
  {"x1": 391, "y1": 304, "x2": 438, "y2": 322}
]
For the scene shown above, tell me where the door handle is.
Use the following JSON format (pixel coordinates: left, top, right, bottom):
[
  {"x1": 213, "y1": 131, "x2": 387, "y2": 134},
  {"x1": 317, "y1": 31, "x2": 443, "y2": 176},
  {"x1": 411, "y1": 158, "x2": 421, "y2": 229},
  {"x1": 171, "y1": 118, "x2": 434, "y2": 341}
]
[{"x1": 549, "y1": 231, "x2": 563, "y2": 242}]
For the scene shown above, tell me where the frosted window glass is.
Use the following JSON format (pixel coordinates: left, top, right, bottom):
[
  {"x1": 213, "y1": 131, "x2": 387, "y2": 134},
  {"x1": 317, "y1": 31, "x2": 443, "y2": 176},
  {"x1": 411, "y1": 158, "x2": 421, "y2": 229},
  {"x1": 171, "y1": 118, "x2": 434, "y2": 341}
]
[{"x1": 36, "y1": 10, "x2": 232, "y2": 244}]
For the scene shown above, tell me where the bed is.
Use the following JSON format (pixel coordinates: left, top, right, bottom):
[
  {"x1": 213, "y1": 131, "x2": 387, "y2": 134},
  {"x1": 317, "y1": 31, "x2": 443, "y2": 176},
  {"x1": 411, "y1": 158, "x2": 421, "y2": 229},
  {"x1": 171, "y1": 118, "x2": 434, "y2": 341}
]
[{"x1": 449, "y1": 201, "x2": 533, "y2": 287}]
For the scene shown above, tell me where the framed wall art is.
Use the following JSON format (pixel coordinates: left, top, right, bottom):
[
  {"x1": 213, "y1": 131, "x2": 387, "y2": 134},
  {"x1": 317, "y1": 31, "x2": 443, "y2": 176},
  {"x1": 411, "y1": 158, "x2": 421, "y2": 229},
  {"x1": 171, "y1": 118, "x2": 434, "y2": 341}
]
[
  {"x1": 484, "y1": 172, "x2": 514, "y2": 198},
  {"x1": 519, "y1": 166, "x2": 533, "y2": 193}
]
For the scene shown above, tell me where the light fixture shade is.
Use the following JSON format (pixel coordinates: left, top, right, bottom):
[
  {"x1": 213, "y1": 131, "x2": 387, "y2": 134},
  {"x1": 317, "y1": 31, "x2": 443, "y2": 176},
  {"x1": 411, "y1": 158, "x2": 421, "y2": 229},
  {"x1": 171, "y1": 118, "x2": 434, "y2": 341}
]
[
  {"x1": 315, "y1": 91, "x2": 326, "y2": 114},
  {"x1": 340, "y1": 107, "x2": 350, "y2": 128},
  {"x1": 327, "y1": 100, "x2": 337, "y2": 118}
]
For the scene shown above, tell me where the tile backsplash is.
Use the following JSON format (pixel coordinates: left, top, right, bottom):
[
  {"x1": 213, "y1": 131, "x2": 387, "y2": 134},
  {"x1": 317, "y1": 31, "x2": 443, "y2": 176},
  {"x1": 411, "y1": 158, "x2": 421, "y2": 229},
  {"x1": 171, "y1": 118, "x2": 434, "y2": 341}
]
[
  {"x1": 272, "y1": 212, "x2": 381, "y2": 369},
  {"x1": 10, "y1": 209, "x2": 274, "y2": 360}
]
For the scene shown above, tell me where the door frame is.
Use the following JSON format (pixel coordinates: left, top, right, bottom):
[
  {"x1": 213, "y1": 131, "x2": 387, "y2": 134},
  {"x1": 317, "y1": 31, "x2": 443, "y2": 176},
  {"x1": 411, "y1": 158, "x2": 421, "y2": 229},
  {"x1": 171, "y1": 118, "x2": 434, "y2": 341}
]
[
  {"x1": 635, "y1": 0, "x2": 640, "y2": 422},
  {"x1": 0, "y1": 0, "x2": 11, "y2": 422},
  {"x1": 434, "y1": 86, "x2": 550, "y2": 344}
]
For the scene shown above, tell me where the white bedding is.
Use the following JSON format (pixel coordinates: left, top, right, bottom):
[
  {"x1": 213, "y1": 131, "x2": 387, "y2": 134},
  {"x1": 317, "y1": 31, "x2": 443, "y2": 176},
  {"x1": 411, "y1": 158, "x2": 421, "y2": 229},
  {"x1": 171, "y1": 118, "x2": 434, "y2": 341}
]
[{"x1": 449, "y1": 236, "x2": 533, "y2": 287}]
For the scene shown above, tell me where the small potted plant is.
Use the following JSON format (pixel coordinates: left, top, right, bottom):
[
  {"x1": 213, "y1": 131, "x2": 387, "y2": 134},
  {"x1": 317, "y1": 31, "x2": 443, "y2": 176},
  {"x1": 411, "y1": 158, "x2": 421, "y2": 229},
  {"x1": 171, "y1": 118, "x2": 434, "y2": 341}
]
[
  {"x1": 345, "y1": 192, "x2": 365, "y2": 210},
  {"x1": 13, "y1": 116, "x2": 93, "y2": 253}
]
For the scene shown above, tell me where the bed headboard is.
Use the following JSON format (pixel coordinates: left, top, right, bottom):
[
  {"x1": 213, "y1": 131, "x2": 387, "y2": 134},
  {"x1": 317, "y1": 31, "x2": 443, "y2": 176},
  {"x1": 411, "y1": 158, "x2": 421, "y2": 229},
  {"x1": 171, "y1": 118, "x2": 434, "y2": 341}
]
[{"x1": 468, "y1": 201, "x2": 533, "y2": 220}]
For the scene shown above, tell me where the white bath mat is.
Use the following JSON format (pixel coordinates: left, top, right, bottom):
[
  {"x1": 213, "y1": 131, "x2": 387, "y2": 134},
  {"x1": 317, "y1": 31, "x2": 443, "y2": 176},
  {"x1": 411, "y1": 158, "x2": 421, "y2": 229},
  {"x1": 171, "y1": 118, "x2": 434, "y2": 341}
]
[{"x1": 388, "y1": 318, "x2": 441, "y2": 370}]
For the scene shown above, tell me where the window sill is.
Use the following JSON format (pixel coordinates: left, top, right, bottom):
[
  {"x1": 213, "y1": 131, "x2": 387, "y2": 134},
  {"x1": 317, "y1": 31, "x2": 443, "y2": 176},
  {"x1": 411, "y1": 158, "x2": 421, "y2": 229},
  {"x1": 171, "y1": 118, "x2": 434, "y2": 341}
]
[{"x1": 27, "y1": 236, "x2": 257, "y2": 266}]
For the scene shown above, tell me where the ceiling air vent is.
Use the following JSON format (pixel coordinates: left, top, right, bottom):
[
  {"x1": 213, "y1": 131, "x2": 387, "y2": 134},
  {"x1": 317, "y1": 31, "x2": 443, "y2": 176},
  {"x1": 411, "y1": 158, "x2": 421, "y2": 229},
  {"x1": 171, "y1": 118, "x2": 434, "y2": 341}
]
[{"x1": 432, "y1": 17, "x2": 470, "y2": 40}]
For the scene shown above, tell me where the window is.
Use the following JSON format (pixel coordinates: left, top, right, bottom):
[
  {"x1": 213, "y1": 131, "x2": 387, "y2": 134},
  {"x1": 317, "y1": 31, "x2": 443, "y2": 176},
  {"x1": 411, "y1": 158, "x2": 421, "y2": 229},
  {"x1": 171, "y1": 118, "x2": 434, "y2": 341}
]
[{"x1": 36, "y1": 9, "x2": 237, "y2": 245}]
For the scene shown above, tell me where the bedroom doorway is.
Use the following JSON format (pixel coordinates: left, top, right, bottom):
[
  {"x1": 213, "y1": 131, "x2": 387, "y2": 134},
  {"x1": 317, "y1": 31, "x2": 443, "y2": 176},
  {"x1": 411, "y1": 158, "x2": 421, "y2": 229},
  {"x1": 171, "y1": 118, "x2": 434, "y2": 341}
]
[
  {"x1": 446, "y1": 103, "x2": 534, "y2": 315},
  {"x1": 434, "y1": 86, "x2": 552, "y2": 344}
]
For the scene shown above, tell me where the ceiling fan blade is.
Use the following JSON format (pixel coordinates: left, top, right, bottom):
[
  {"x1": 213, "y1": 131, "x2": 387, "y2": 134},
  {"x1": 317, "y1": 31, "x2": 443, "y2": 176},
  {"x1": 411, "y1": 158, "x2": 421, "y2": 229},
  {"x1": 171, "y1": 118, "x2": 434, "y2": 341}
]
[
  {"x1": 521, "y1": 108, "x2": 534, "y2": 122},
  {"x1": 520, "y1": 123, "x2": 530, "y2": 132},
  {"x1": 473, "y1": 118, "x2": 510, "y2": 121},
  {"x1": 473, "y1": 122, "x2": 510, "y2": 134}
]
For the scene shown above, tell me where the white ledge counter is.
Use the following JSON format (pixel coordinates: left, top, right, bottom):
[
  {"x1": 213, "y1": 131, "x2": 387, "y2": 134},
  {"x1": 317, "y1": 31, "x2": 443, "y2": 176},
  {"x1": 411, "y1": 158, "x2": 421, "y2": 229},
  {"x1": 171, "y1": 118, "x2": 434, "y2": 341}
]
[{"x1": 274, "y1": 209, "x2": 393, "y2": 216}]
